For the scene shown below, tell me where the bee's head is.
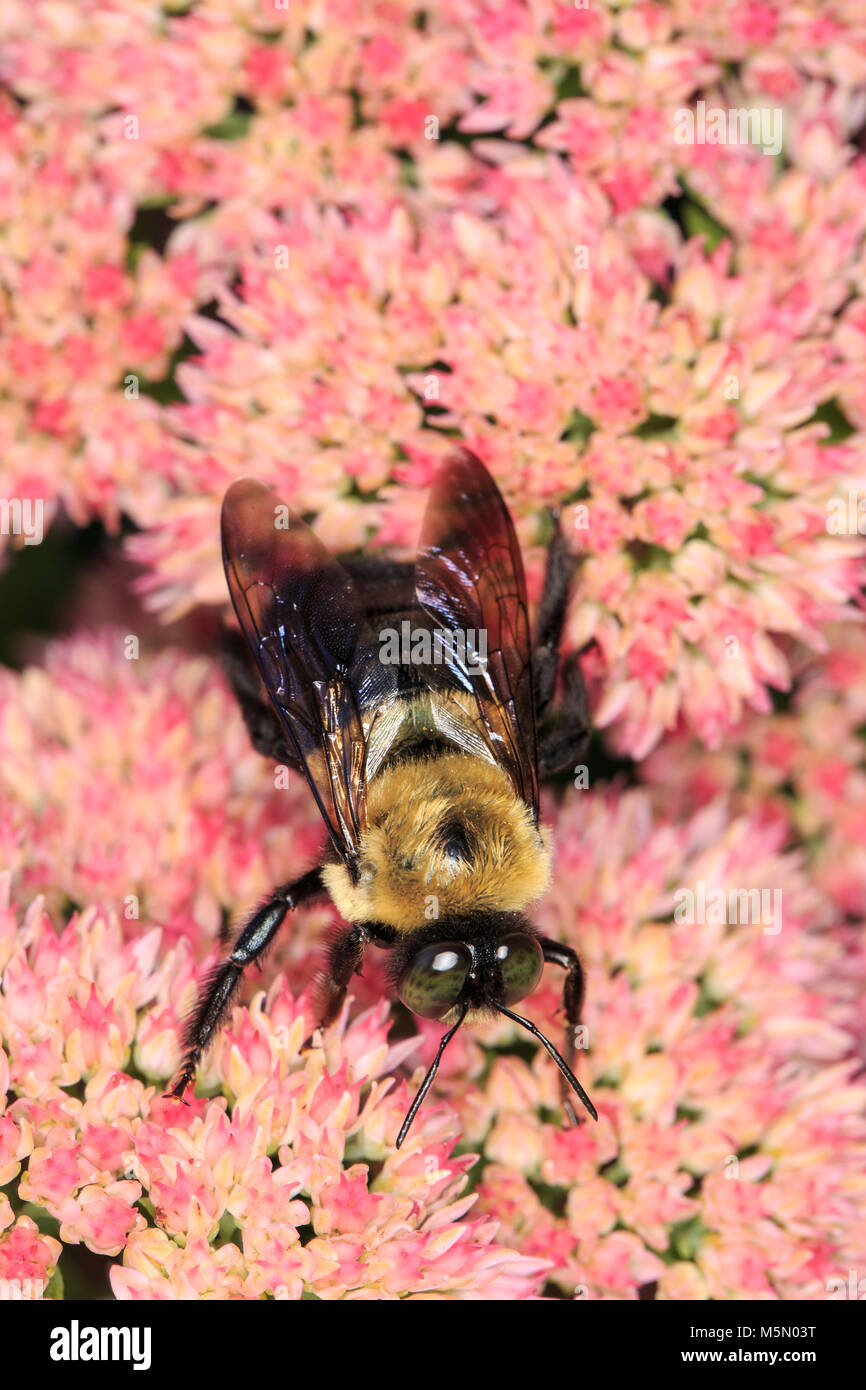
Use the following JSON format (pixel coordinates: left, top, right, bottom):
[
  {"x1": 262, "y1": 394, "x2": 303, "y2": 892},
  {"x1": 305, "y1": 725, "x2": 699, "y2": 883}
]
[
  {"x1": 388, "y1": 913, "x2": 542, "y2": 1022},
  {"x1": 384, "y1": 913, "x2": 596, "y2": 1149}
]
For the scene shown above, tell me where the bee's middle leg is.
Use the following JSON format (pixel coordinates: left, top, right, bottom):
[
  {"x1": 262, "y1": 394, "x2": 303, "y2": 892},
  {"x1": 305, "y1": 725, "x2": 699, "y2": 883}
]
[{"x1": 170, "y1": 867, "x2": 325, "y2": 1097}]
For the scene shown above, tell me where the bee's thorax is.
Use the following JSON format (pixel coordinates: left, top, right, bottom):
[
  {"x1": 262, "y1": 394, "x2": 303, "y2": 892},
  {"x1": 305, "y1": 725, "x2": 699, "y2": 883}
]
[{"x1": 321, "y1": 753, "x2": 552, "y2": 930}]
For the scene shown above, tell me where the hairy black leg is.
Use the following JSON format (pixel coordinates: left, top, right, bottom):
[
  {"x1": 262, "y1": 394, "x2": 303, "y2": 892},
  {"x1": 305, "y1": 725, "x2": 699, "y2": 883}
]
[
  {"x1": 316, "y1": 921, "x2": 396, "y2": 1026},
  {"x1": 538, "y1": 936, "x2": 588, "y2": 1126},
  {"x1": 221, "y1": 628, "x2": 300, "y2": 769},
  {"x1": 537, "y1": 651, "x2": 590, "y2": 776},
  {"x1": 533, "y1": 518, "x2": 578, "y2": 718},
  {"x1": 170, "y1": 867, "x2": 325, "y2": 1097},
  {"x1": 317, "y1": 924, "x2": 371, "y2": 1026}
]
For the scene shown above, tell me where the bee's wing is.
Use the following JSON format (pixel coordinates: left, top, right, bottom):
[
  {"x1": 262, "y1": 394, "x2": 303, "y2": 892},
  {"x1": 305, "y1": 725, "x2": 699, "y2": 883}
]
[
  {"x1": 415, "y1": 448, "x2": 540, "y2": 820},
  {"x1": 221, "y1": 478, "x2": 395, "y2": 865}
]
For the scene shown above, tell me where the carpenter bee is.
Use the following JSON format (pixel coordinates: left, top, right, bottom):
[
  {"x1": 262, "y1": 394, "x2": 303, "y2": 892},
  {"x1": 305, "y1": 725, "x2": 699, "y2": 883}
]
[{"x1": 171, "y1": 449, "x2": 596, "y2": 1146}]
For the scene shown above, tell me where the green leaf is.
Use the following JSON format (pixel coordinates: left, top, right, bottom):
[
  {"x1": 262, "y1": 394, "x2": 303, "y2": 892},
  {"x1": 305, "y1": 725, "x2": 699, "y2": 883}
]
[
  {"x1": 806, "y1": 399, "x2": 855, "y2": 444},
  {"x1": 670, "y1": 1214, "x2": 708, "y2": 1260},
  {"x1": 680, "y1": 199, "x2": 728, "y2": 251},
  {"x1": 563, "y1": 408, "x2": 595, "y2": 443},
  {"x1": 203, "y1": 110, "x2": 253, "y2": 141},
  {"x1": 554, "y1": 65, "x2": 587, "y2": 102},
  {"x1": 632, "y1": 413, "x2": 678, "y2": 439}
]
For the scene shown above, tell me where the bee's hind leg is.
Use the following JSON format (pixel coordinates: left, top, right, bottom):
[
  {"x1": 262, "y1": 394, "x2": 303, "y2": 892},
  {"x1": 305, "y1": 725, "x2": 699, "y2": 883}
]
[
  {"x1": 538, "y1": 936, "x2": 589, "y2": 1126},
  {"x1": 169, "y1": 868, "x2": 325, "y2": 1098}
]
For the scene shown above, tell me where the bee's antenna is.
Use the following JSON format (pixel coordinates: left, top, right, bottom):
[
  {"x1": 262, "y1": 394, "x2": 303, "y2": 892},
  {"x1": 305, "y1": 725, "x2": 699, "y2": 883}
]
[
  {"x1": 396, "y1": 1003, "x2": 469, "y2": 1149},
  {"x1": 495, "y1": 1003, "x2": 597, "y2": 1122}
]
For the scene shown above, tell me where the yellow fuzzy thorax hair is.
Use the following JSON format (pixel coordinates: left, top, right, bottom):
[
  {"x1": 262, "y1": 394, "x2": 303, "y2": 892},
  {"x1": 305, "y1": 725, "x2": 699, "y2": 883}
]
[{"x1": 321, "y1": 753, "x2": 553, "y2": 930}]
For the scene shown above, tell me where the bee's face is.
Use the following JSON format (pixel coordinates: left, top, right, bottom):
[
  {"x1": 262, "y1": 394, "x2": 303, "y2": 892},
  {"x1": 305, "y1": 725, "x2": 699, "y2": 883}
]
[{"x1": 396, "y1": 930, "x2": 544, "y2": 1021}]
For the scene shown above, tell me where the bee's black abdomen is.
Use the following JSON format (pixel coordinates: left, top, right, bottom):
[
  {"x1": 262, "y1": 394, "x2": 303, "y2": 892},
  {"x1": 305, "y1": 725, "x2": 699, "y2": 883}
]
[{"x1": 339, "y1": 556, "x2": 415, "y2": 618}]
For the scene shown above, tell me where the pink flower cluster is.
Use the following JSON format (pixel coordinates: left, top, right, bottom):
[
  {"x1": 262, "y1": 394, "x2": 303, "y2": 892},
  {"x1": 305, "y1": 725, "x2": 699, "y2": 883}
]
[
  {"x1": 0, "y1": 876, "x2": 545, "y2": 1298},
  {"x1": 405, "y1": 791, "x2": 866, "y2": 1298},
  {"x1": 2, "y1": 0, "x2": 866, "y2": 1303},
  {"x1": 0, "y1": 1, "x2": 864, "y2": 746},
  {"x1": 644, "y1": 622, "x2": 866, "y2": 921},
  {"x1": 0, "y1": 633, "x2": 322, "y2": 952},
  {"x1": 1, "y1": 642, "x2": 864, "y2": 1299}
]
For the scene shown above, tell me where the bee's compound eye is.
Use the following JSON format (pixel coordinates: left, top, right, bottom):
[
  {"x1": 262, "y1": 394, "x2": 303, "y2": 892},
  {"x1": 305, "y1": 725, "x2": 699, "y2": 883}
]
[
  {"x1": 496, "y1": 933, "x2": 543, "y2": 1005},
  {"x1": 398, "y1": 942, "x2": 472, "y2": 1020}
]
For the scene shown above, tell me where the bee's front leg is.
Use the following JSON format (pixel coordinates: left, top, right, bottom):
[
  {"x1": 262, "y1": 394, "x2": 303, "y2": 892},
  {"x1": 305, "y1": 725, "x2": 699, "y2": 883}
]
[
  {"x1": 316, "y1": 921, "x2": 397, "y2": 1027},
  {"x1": 316, "y1": 924, "x2": 372, "y2": 1027},
  {"x1": 169, "y1": 867, "x2": 325, "y2": 1098}
]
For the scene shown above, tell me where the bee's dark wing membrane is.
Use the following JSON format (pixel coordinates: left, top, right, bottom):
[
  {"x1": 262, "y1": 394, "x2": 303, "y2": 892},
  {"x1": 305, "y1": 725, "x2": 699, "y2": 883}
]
[
  {"x1": 414, "y1": 448, "x2": 540, "y2": 820},
  {"x1": 221, "y1": 478, "x2": 396, "y2": 863}
]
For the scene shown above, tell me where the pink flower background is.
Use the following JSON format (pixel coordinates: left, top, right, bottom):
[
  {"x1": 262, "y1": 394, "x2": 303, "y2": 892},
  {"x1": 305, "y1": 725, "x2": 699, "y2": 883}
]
[{"x1": 1, "y1": 0, "x2": 865, "y2": 1299}]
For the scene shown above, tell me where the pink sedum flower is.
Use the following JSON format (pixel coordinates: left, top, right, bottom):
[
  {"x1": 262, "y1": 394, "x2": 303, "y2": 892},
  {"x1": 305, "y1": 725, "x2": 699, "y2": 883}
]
[
  {"x1": 411, "y1": 790, "x2": 866, "y2": 1298},
  {"x1": 2, "y1": 0, "x2": 866, "y2": 1304},
  {"x1": 644, "y1": 623, "x2": 866, "y2": 920},
  {"x1": 0, "y1": 874, "x2": 545, "y2": 1298},
  {"x1": 0, "y1": 2, "x2": 863, "y2": 751},
  {"x1": 2, "y1": 633, "x2": 864, "y2": 1297},
  {"x1": 0, "y1": 1214, "x2": 62, "y2": 1293},
  {"x1": 0, "y1": 633, "x2": 324, "y2": 956}
]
